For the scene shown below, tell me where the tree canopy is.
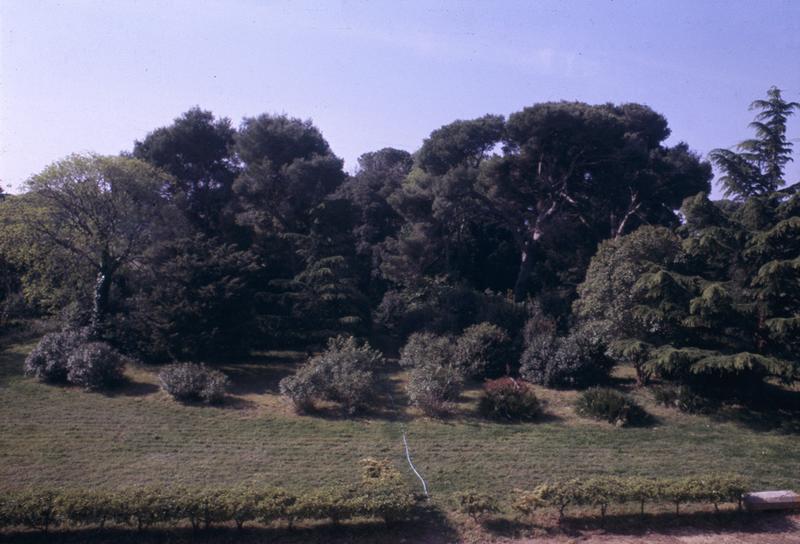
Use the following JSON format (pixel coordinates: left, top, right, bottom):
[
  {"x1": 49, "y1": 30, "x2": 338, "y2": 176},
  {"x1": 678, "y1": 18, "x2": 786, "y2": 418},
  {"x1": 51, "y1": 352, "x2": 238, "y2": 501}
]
[{"x1": 710, "y1": 87, "x2": 800, "y2": 199}]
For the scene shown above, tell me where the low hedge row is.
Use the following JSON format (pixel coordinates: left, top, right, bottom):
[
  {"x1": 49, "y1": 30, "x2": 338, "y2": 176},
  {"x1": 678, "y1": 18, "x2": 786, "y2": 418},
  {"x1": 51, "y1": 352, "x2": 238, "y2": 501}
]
[
  {"x1": 512, "y1": 475, "x2": 749, "y2": 520},
  {"x1": 0, "y1": 484, "x2": 421, "y2": 534}
]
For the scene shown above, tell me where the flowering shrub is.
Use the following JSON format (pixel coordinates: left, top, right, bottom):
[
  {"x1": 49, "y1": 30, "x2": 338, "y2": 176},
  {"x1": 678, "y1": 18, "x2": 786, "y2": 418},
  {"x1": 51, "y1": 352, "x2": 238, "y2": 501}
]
[{"x1": 478, "y1": 378, "x2": 541, "y2": 421}]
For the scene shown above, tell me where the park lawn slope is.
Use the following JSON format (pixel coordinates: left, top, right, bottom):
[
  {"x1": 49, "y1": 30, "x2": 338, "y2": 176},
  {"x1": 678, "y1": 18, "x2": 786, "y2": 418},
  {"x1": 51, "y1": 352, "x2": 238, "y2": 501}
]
[{"x1": 1, "y1": 341, "x2": 798, "y2": 498}]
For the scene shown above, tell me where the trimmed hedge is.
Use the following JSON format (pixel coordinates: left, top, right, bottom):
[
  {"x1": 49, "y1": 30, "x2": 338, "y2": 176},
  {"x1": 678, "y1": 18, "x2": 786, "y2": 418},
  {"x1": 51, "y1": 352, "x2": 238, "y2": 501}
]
[
  {"x1": 0, "y1": 475, "x2": 753, "y2": 533},
  {"x1": 0, "y1": 479, "x2": 420, "y2": 533},
  {"x1": 512, "y1": 475, "x2": 748, "y2": 521},
  {"x1": 454, "y1": 490, "x2": 498, "y2": 522}
]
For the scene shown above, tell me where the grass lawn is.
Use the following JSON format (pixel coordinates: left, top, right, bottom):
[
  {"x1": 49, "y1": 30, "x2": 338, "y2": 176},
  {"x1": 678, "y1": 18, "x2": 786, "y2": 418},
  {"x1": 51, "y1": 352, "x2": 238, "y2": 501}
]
[{"x1": 1, "y1": 339, "x2": 799, "y2": 504}]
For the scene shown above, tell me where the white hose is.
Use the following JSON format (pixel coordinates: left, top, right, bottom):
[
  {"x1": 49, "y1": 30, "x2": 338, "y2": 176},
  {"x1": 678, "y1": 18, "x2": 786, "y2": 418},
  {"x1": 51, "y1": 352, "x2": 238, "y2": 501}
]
[{"x1": 402, "y1": 432, "x2": 429, "y2": 497}]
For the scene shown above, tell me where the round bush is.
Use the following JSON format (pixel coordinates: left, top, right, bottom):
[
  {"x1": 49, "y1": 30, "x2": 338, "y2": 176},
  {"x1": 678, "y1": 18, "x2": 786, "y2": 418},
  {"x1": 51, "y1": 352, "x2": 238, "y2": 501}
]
[
  {"x1": 520, "y1": 322, "x2": 613, "y2": 388},
  {"x1": 24, "y1": 328, "x2": 88, "y2": 383},
  {"x1": 159, "y1": 363, "x2": 229, "y2": 404},
  {"x1": 575, "y1": 387, "x2": 648, "y2": 426},
  {"x1": 279, "y1": 335, "x2": 384, "y2": 414},
  {"x1": 66, "y1": 342, "x2": 125, "y2": 390},
  {"x1": 400, "y1": 332, "x2": 463, "y2": 415},
  {"x1": 479, "y1": 378, "x2": 541, "y2": 421},
  {"x1": 453, "y1": 322, "x2": 512, "y2": 379},
  {"x1": 652, "y1": 385, "x2": 717, "y2": 414}
]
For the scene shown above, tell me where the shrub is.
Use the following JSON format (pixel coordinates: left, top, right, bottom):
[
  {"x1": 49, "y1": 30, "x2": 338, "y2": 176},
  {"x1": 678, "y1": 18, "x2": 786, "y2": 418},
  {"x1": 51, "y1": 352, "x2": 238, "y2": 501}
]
[
  {"x1": 513, "y1": 475, "x2": 748, "y2": 521},
  {"x1": 256, "y1": 489, "x2": 296, "y2": 527},
  {"x1": 279, "y1": 335, "x2": 384, "y2": 414},
  {"x1": 118, "y1": 487, "x2": 180, "y2": 531},
  {"x1": 287, "y1": 488, "x2": 357, "y2": 525},
  {"x1": 520, "y1": 321, "x2": 613, "y2": 388},
  {"x1": 401, "y1": 333, "x2": 462, "y2": 415},
  {"x1": 159, "y1": 363, "x2": 229, "y2": 404},
  {"x1": 454, "y1": 490, "x2": 498, "y2": 522},
  {"x1": 453, "y1": 322, "x2": 512, "y2": 379},
  {"x1": 57, "y1": 490, "x2": 117, "y2": 528},
  {"x1": 65, "y1": 342, "x2": 125, "y2": 390},
  {"x1": 24, "y1": 328, "x2": 88, "y2": 383},
  {"x1": 479, "y1": 378, "x2": 541, "y2": 421},
  {"x1": 356, "y1": 458, "x2": 417, "y2": 524},
  {"x1": 5, "y1": 490, "x2": 60, "y2": 533},
  {"x1": 575, "y1": 387, "x2": 648, "y2": 426},
  {"x1": 652, "y1": 384, "x2": 717, "y2": 414}
]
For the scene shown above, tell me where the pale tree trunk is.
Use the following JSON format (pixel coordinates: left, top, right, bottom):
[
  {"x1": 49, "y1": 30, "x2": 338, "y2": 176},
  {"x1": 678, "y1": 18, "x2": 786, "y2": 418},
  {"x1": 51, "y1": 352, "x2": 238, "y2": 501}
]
[
  {"x1": 513, "y1": 203, "x2": 556, "y2": 303},
  {"x1": 90, "y1": 250, "x2": 115, "y2": 338}
]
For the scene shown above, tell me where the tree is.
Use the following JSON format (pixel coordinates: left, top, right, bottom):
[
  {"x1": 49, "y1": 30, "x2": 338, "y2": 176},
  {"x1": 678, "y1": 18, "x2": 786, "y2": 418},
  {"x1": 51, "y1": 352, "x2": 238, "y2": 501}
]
[
  {"x1": 117, "y1": 234, "x2": 260, "y2": 362},
  {"x1": 416, "y1": 114, "x2": 504, "y2": 175},
  {"x1": 486, "y1": 102, "x2": 711, "y2": 301},
  {"x1": 710, "y1": 87, "x2": 800, "y2": 199},
  {"x1": 133, "y1": 107, "x2": 238, "y2": 234},
  {"x1": 572, "y1": 226, "x2": 686, "y2": 384},
  {"x1": 335, "y1": 148, "x2": 412, "y2": 299},
  {"x1": 573, "y1": 193, "x2": 800, "y2": 394},
  {"x1": 231, "y1": 114, "x2": 349, "y2": 346},
  {"x1": 16, "y1": 154, "x2": 177, "y2": 334},
  {"x1": 233, "y1": 114, "x2": 345, "y2": 235},
  {"x1": 381, "y1": 103, "x2": 710, "y2": 307}
]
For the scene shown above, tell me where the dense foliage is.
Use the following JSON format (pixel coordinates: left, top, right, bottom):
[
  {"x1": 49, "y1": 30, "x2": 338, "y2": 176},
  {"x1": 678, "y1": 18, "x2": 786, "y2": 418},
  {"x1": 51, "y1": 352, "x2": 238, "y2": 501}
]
[
  {"x1": 513, "y1": 474, "x2": 748, "y2": 520},
  {"x1": 24, "y1": 329, "x2": 88, "y2": 383},
  {"x1": 0, "y1": 478, "x2": 419, "y2": 533},
  {"x1": 575, "y1": 191, "x2": 800, "y2": 396},
  {"x1": 158, "y1": 363, "x2": 229, "y2": 404},
  {"x1": 279, "y1": 335, "x2": 384, "y2": 414},
  {"x1": 400, "y1": 332, "x2": 464, "y2": 415},
  {"x1": 519, "y1": 309, "x2": 613, "y2": 388},
  {"x1": 478, "y1": 377, "x2": 542, "y2": 421},
  {"x1": 1, "y1": 87, "x2": 798, "y2": 407},
  {"x1": 24, "y1": 328, "x2": 126, "y2": 391},
  {"x1": 453, "y1": 322, "x2": 512, "y2": 379},
  {"x1": 575, "y1": 387, "x2": 648, "y2": 427},
  {"x1": 65, "y1": 341, "x2": 125, "y2": 390}
]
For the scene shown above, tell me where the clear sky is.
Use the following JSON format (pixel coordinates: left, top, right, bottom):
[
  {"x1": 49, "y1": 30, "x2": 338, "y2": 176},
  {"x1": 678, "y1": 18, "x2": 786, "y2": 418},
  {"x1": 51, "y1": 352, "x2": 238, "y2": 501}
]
[{"x1": 1, "y1": 0, "x2": 799, "y2": 196}]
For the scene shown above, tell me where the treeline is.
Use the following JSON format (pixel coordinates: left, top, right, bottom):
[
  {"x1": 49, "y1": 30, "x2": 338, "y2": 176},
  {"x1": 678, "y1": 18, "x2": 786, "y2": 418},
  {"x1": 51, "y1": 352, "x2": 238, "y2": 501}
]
[{"x1": 0, "y1": 87, "x2": 798, "y2": 403}]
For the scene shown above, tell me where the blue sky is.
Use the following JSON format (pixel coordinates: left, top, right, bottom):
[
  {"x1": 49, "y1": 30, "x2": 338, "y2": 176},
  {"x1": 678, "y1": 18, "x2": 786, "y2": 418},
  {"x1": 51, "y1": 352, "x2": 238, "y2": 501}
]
[{"x1": 1, "y1": 0, "x2": 799, "y2": 196}]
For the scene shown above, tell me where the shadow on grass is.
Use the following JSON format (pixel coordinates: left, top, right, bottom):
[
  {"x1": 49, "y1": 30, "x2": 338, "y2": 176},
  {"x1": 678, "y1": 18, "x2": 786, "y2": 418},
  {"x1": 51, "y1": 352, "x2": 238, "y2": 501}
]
[
  {"x1": 570, "y1": 509, "x2": 798, "y2": 536},
  {"x1": 710, "y1": 383, "x2": 800, "y2": 435},
  {"x1": 0, "y1": 509, "x2": 460, "y2": 544},
  {"x1": 102, "y1": 378, "x2": 160, "y2": 398},
  {"x1": 221, "y1": 354, "x2": 299, "y2": 397},
  {"x1": 483, "y1": 509, "x2": 799, "y2": 540}
]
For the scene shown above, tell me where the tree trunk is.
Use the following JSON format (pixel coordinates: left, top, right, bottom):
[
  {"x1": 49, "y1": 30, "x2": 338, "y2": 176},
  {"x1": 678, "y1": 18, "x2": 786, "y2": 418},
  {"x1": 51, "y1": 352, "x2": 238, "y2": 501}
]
[
  {"x1": 90, "y1": 251, "x2": 114, "y2": 338},
  {"x1": 513, "y1": 238, "x2": 542, "y2": 302}
]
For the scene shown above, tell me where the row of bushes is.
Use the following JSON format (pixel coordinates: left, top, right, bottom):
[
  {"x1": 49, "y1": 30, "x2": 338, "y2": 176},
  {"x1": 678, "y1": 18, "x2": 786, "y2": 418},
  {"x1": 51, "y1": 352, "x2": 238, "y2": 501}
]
[
  {"x1": 454, "y1": 475, "x2": 749, "y2": 524},
  {"x1": 511, "y1": 475, "x2": 749, "y2": 520},
  {"x1": 24, "y1": 328, "x2": 125, "y2": 390},
  {"x1": 400, "y1": 323, "x2": 513, "y2": 415},
  {"x1": 25, "y1": 328, "x2": 232, "y2": 404},
  {"x1": 278, "y1": 325, "x2": 515, "y2": 416},
  {"x1": 0, "y1": 479, "x2": 419, "y2": 533}
]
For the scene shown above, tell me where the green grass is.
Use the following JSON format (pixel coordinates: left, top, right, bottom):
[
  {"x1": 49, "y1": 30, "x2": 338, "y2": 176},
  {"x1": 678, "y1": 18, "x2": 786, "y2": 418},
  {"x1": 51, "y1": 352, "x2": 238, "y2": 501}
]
[{"x1": 1, "y1": 340, "x2": 799, "y2": 501}]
